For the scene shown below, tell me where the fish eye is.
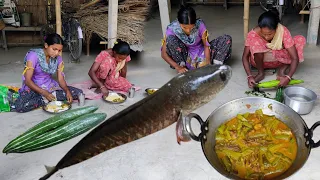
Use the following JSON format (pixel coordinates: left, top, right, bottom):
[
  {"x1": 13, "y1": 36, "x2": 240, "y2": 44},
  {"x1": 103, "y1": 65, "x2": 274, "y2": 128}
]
[{"x1": 220, "y1": 71, "x2": 226, "y2": 81}]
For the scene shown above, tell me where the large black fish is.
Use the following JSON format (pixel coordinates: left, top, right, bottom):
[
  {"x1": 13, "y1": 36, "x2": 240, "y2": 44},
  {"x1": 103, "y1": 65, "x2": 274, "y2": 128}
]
[{"x1": 40, "y1": 64, "x2": 232, "y2": 179}]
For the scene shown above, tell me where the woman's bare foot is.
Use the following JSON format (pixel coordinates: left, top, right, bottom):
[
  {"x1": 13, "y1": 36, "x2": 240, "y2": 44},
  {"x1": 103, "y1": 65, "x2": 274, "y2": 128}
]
[
  {"x1": 89, "y1": 84, "x2": 98, "y2": 89},
  {"x1": 94, "y1": 88, "x2": 101, "y2": 94},
  {"x1": 254, "y1": 73, "x2": 265, "y2": 83}
]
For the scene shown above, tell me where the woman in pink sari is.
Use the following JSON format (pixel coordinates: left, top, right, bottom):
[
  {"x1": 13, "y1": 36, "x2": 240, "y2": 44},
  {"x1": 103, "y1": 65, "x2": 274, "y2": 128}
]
[
  {"x1": 242, "y1": 9, "x2": 306, "y2": 88},
  {"x1": 88, "y1": 40, "x2": 132, "y2": 96}
]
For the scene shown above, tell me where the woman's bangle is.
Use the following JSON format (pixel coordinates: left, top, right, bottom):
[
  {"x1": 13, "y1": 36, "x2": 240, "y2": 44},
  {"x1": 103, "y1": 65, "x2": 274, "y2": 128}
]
[
  {"x1": 100, "y1": 86, "x2": 106, "y2": 90},
  {"x1": 285, "y1": 75, "x2": 292, "y2": 80}
]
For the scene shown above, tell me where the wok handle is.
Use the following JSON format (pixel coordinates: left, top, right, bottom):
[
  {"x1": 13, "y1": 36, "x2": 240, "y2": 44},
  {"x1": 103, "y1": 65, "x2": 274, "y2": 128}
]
[
  {"x1": 307, "y1": 121, "x2": 320, "y2": 148},
  {"x1": 185, "y1": 113, "x2": 206, "y2": 142}
]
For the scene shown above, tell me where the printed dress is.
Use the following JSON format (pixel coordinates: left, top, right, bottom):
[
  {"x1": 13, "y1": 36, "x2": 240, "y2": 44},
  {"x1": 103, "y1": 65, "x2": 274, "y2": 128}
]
[
  {"x1": 94, "y1": 50, "x2": 132, "y2": 92},
  {"x1": 245, "y1": 26, "x2": 306, "y2": 68},
  {"x1": 14, "y1": 49, "x2": 82, "y2": 113},
  {"x1": 162, "y1": 19, "x2": 232, "y2": 70}
]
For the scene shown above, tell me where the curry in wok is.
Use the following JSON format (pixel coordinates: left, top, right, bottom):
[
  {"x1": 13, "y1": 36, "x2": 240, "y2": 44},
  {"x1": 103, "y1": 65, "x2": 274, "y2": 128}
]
[{"x1": 215, "y1": 109, "x2": 297, "y2": 179}]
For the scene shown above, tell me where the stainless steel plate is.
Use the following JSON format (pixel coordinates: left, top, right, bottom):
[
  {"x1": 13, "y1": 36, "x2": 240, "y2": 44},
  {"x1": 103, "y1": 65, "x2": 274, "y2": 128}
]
[
  {"x1": 102, "y1": 92, "x2": 127, "y2": 104},
  {"x1": 43, "y1": 101, "x2": 71, "y2": 114}
]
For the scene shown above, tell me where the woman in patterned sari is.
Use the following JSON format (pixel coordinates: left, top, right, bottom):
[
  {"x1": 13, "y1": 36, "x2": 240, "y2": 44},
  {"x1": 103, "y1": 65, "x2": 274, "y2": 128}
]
[
  {"x1": 242, "y1": 9, "x2": 306, "y2": 88},
  {"x1": 161, "y1": 5, "x2": 232, "y2": 74},
  {"x1": 88, "y1": 40, "x2": 132, "y2": 97},
  {"x1": 14, "y1": 33, "x2": 83, "y2": 113}
]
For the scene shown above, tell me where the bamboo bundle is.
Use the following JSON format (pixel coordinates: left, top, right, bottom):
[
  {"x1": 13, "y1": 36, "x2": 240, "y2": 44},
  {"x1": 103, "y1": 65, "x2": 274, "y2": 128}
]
[{"x1": 76, "y1": 0, "x2": 151, "y2": 48}]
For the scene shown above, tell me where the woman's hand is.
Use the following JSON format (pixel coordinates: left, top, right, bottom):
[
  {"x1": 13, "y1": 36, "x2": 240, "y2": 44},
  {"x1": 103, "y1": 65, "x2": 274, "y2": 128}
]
[
  {"x1": 247, "y1": 76, "x2": 256, "y2": 88},
  {"x1": 66, "y1": 91, "x2": 73, "y2": 103},
  {"x1": 100, "y1": 86, "x2": 109, "y2": 96},
  {"x1": 278, "y1": 76, "x2": 290, "y2": 87},
  {"x1": 176, "y1": 66, "x2": 188, "y2": 74},
  {"x1": 42, "y1": 90, "x2": 56, "y2": 102}
]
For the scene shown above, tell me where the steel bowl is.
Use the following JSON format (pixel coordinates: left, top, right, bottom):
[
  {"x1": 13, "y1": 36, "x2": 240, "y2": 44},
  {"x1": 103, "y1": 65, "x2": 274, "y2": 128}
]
[
  {"x1": 145, "y1": 88, "x2": 159, "y2": 95},
  {"x1": 284, "y1": 86, "x2": 317, "y2": 115},
  {"x1": 184, "y1": 97, "x2": 320, "y2": 180}
]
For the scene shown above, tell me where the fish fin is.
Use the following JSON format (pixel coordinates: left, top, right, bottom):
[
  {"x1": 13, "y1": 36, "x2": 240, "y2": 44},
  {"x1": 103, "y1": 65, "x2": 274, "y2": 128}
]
[
  {"x1": 44, "y1": 165, "x2": 55, "y2": 173},
  {"x1": 39, "y1": 165, "x2": 58, "y2": 180},
  {"x1": 176, "y1": 110, "x2": 191, "y2": 145}
]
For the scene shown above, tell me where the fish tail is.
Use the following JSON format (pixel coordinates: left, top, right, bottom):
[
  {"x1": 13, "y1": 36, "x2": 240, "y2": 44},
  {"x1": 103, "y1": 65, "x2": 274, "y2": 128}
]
[{"x1": 39, "y1": 166, "x2": 58, "y2": 180}]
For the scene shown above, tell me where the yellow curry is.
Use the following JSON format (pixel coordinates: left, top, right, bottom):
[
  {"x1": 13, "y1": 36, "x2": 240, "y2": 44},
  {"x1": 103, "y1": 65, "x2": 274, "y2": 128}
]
[
  {"x1": 215, "y1": 109, "x2": 297, "y2": 180},
  {"x1": 147, "y1": 89, "x2": 157, "y2": 95}
]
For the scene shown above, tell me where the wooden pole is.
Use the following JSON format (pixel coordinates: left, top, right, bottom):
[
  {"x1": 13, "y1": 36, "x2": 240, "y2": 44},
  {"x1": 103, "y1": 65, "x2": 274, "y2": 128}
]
[
  {"x1": 300, "y1": 0, "x2": 306, "y2": 23},
  {"x1": 158, "y1": 0, "x2": 170, "y2": 38},
  {"x1": 55, "y1": 0, "x2": 62, "y2": 36},
  {"x1": 108, "y1": 0, "x2": 118, "y2": 48},
  {"x1": 307, "y1": 0, "x2": 320, "y2": 44},
  {"x1": 168, "y1": 0, "x2": 171, "y2": 19},
  {"x1": 243, "y1": 0, "x2": 250, "y2": 40}
]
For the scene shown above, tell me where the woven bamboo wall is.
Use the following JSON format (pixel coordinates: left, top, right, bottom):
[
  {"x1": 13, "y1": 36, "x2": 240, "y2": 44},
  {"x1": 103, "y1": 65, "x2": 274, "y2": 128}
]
[
  {"x1": 15, "y1": 0, "x2": 47, "y2": 26},
  {"x1": 5, "y1": 0, "x2": 87, "y2": 47},
  {"x1": 14, "y1": 0, "x2": 87, "y2": 26}
]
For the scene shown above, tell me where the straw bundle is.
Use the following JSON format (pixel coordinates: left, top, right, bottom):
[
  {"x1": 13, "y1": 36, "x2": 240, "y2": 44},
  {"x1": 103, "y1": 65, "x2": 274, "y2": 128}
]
[
  {"x1": 81, "y1": 13, "x2": 145, "y2": 45},
  {"x1": 76, "y1": 0, "x2": 151, "y2": 49}
]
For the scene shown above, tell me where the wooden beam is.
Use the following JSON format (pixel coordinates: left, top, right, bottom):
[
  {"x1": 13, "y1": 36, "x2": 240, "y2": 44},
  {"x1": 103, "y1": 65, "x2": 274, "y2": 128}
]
[
  {"x1": 307, "y1": 0, "x2": 320, "y2": 44},
  {"x1": 300, "y1": 10, "x2": 310, "y2": 15},
  {"x1": 168, "y1": 0, "x2": 171, "y2": 19},
  {"x1": 244, "y1": 0, "x2": 250, "y2": 40},
  {"x1": 55, "y1": 0, "x2": 62, "y2": 36},
  {"x1": 158, "y1": 0, "x2": 170, "y2": 38},
  {"x1": 108, "y1": 0, "x2": 118, "y2": 48}
]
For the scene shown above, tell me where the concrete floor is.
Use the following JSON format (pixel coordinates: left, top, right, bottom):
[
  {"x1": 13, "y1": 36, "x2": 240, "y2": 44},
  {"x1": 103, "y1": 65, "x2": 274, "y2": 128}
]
[{"x1": 1, "y1": 6, "x2": 320, "y2": 180}]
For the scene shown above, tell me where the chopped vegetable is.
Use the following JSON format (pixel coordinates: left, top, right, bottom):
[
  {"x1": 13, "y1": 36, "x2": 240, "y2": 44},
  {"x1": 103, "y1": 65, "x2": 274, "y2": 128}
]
[{"x1": 275, "y1": 87, "x2": 284, "y2": 102}]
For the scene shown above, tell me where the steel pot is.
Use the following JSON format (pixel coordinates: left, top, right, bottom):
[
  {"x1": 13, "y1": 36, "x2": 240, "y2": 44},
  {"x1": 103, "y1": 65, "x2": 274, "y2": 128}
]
[
  {"x1": 184, "y1": 97, "x2": 320, "y2": 180},
  {"x1": 283, "y1": 86, "x2": 317, "y2": 115}
]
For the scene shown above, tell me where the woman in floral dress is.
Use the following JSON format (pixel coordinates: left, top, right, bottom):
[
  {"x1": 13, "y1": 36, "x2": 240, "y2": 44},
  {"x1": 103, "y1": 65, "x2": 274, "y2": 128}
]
[
  {"x1": 242, "y1": 8, "x2": 306, "y2": 88},
  {"x1": 88, "y1": 40, "x2": 132, "y2": 96}
]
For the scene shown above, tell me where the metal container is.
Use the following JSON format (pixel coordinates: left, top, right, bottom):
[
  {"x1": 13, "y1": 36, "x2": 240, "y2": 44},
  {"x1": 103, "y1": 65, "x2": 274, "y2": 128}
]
[
  {"x1": 43, "y1": 101, "x2": 71, "y2": 114},
  {"x1": 284, "y1": 86, "x2": 317, "y2": 115},
  {"x1": 102, "y1": 92, "x2": 127, "y2": 104},
  {"x1": 128, "y1": 87, "x2": 135, "y2": 98},
  {"x1": 78, "y1": 92, "x2": 85, "y2": 106},
  {"x1": 145, "y1": 88, "x2": 159, "y2": 95},
  {"x1": 19, "y1": 12, "x2": 32, "y2": 27},
  {"x1": 183, "y1": 97, "x2": 320, "y2": 180}
]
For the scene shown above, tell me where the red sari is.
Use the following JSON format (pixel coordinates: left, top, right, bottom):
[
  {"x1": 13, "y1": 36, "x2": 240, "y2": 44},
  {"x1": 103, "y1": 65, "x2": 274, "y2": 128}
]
[
  {"x1": 245, "y1": 26, "x2": 306, "y2": 68},
  {"x1": 94, "y1": 50, "x2": 132, "y2": 92}
]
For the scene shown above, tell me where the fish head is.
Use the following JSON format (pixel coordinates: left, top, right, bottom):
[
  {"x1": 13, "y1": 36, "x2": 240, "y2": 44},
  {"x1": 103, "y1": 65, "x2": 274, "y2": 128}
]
[{"x1": 173, "y1": 64, "x2": 232, "y2": 113}]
